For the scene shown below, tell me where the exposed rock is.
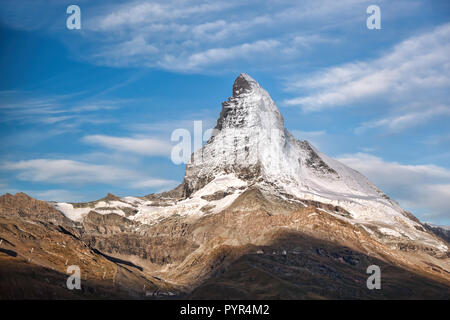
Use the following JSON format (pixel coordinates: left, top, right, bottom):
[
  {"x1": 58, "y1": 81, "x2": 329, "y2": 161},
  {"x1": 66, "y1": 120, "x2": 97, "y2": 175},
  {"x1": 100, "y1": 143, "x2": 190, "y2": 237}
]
[
  {"x1": 425, "y1": 224, "x2": 450, "y2": 244},
  {"x1": 0, "y1": 193, "x2": 73, "y2": 226}
]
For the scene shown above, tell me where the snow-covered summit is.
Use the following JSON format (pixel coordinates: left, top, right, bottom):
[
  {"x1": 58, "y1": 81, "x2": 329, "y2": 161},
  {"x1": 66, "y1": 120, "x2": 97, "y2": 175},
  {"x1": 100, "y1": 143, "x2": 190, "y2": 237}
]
[
  {"x1": 215, "y1": 73, "x2": 284, "y2": 131},
  {"x1": 184, "y1": 73, "x2": 387, "y2": 202},
  {"x1": 232, "y1": 73, "x2": 260, "y2": 94},
  {"x1": 53, "y1": 74, "x2": 448, "y2": 252},
  {"x1": 181, "y1": 73, "x2": 447, "y2": 250}
]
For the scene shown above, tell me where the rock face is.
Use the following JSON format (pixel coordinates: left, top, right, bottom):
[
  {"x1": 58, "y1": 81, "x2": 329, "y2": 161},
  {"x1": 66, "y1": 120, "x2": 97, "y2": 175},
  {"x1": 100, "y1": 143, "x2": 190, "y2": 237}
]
[
  {"x1": 180, "y1": 73, "x2": 446, "y2": 252},
  {"x1": 1, "y1": 74, "x2": 449, "y2": 299},
  {"x1": 0, "y1": 192, "x2": 73, "y2": 226},
  {"x1": 425, "y1": 224, "x2": 450, "y2": 244}
]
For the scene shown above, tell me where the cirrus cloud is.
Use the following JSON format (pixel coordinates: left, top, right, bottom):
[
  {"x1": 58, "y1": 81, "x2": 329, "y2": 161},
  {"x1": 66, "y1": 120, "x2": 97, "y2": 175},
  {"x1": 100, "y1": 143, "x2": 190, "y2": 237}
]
[
  {"x1": 337, "y1": 153, "x2": 450, "y2": 224},
  {"x1": 0, "y1": 158, "x2": 176, "y2": 190},
  {"x1": 284, "y1": 23, "x2": 450, "y2": 112},
  {"x1": 82, "y1": 134, "x2": 173, "y2": 157}
]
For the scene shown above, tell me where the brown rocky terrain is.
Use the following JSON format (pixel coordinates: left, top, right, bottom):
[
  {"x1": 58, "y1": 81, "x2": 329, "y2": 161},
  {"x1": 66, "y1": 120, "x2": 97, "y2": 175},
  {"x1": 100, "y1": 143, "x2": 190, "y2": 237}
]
[
  {"x1": 0, "y1": 189, "x2": 449, "y2": 299},
  {"x1": 0, "y1": 193, "x2": 174, "y2": 299}
]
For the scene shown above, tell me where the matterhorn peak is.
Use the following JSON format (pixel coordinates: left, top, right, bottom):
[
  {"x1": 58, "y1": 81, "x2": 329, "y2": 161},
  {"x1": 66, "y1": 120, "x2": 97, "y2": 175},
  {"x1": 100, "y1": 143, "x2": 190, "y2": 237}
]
[
  {"x1": 52, "y1": 73, "x2": 448, "y2": 266},
  {"x1": 215, "y1": 73, "x2": 284, "y2": 132},
  {"x1": 232, "y1": 73, "x2": 260, "y2": 96},
  {"x1": 178, "y1": 74, "x2": 448, "y2": 253},
  {"x1": 40, "y1": 73, "x2": 448, "y2": 302}
]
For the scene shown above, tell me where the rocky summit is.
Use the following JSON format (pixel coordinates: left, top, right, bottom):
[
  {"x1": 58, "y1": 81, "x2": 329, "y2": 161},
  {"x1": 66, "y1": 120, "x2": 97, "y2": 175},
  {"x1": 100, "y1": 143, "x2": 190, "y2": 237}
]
[{"x1": 0, "y1": 74, "x2": 449, "y2": 299}]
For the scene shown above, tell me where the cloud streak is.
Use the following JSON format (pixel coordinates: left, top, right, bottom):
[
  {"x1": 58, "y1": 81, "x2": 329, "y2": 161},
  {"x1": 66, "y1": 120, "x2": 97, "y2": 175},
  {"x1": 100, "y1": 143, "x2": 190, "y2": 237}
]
[
  {"x1": 82, "y1": 135, "x2": 173, "y2": 157},
  {"x1": 337, "y1": 153, "x2": 450, "y2": 223},
  {"x1": 355, "y1": 105, "x2": 450, "y2": 134},
  {"x1": 0, "y1": 91, "x2": 122, "y2": 129},
  {"x1": 75, "y1": 0, "x2": 392, "y2": 71},
  {"x1": 1, "y1": 159, "x2": 137, "y2": 184},
  {"x1": 1, "y1": 158, "x2": 176, "y2": 190},
  {"x1": 284, "y1": 23, "x2": 450, "y2": 113}
]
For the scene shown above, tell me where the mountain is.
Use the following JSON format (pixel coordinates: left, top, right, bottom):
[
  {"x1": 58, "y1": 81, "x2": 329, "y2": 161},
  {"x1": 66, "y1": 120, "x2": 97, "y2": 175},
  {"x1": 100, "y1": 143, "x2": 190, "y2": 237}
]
[
  {"x1": 425, "y1": 224, "x2": 450, "y2": 244},
  {"x1": 54, "y1": 73, "x2": 446, "y2": 252},
  {"x1": 183, "y1": 74, "x2": 445, "y2": 251},
  {"x1": 1, "y1": 74, "x2": 449, "y2": 299}
]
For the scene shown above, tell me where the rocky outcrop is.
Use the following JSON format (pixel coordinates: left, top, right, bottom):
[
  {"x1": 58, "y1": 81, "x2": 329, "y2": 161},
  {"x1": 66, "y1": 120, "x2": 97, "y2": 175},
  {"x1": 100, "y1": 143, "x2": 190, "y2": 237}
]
[{"x1": 0, "y1": 192, "x2": 73, "y2": 226}]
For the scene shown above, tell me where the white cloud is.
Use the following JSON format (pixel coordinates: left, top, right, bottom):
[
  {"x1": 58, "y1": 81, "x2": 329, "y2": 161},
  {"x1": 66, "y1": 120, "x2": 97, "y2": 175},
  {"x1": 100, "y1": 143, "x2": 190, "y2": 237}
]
[
  {"x1": 94, "y1": 1, "x2": 235, "y2": 30},
  {"x1": 132, "y1": 178, "x2": 178, "y2": 189},
  {"x1": 355, "y1": 105, "x2": 450, "y2": 134},
  {"x1": 0, "y1": 0, "x2": 427, "y2": 73},
  {"x1": 130, "y1": 115, "x2": 217, "y2": 134},
  {"x1": 1, "y1": 159, "x2": 137, "y2": 184},
  {"x1": 69, "y1": 104, "x2": 119, "y2": 113},
  {"x1": 0, "y1": 91, "x2": 122, "y2": 130},
  {"x1": 30, "y1": 189, "x2": 87, "y2": 203},
  {"x1": 284, "y1": 23, "x2": 450, "y2": 112},
  {"x1": 93, "y1": 36, "x2": 159, "y2": 67},
  {"x1": 75, "y1": 0, "x2": 398, "y2": 71},
  {"x1": 82, "y1": 134, "x2": 172, "y2": 157},
  {"x1": 337, "y1": 153, "x2": 450, "y2": 223},
  {"x1": 37, "y1": 115, "x2": 75, "y2": 124},
  {"x1": 423, "y1": 133, "x2": 450, "y2": 146},
  {"x1": 1, "y1": 158, "x2": 177, "y2": 192},
  {"x1": 161, "y1": 40, "x2": 280, "y2": 71}
]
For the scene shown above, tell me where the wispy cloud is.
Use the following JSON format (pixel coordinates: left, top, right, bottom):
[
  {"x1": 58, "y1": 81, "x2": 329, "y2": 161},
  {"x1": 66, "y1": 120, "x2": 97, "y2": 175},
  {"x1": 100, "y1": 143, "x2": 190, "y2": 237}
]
[
  {"x1": 0, "y1": 0, "x2": 426, "y2": 73},
  {"x1": 133, "y1": 178, "x2": 178, "y2": 189},
  {"x1": 73, "y1": 0, "x2": 394, "y2": 71},
  {"x1": 0, "y1": 158, "x2": 176, "y2": 190},
  {"x1": 30, "y1": 189, "x2": 88, "y2": 203},
  {"x1": 423, "y1": 133, "x2": 450, "y2": 146},
  {"x1": 1, "y1": 159, "x2": 136, "y2": 184},
  {"x1": 82, "y1": 135, "x2": 173, "y2": 157},
  {"x1": 94, "y1": 1, "x2": 236, "y2": 30},
  {"x1": 337, "y1": 153, "x2": 450, "y2": 223},
  {"x1": 161, "y1": 39, "x2": 281, "y2": 72},
  {"x1": 0, "y1": 91, "x2": 122, "y2": 128},
  {"x1": 128, "y1": 109, "x2": 218, "y2": 134},
  {"x1": 284, "y1": 23, "x2": 450, "y2": 112},
  {"x1": 355, "y1": 105, "x2": 450, "y2": 134}
]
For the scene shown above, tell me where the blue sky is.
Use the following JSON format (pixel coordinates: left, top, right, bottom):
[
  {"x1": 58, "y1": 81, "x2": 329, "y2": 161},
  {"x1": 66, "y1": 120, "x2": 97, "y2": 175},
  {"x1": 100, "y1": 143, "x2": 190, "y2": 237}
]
[{"x1": 0, "y1": 0, "x2": 449, "y2": 224}]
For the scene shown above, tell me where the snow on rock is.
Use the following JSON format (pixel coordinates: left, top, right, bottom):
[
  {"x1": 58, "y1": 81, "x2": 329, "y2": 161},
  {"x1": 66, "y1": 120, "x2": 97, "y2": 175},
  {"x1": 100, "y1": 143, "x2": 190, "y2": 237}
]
[
  {"x1": 131, "y1": 174, "x2": 247, "y2": 225},
  {"x1": 52, "y1": 197, "x2": 134, "y2": 222},
  {"x1": 52, "y1": 203, "x2": 91, "y2": 222},
  {"x1": 52, "y1": 73, "x2": 447, "y2": 252},
  {"x1": 54, "y1": 175, "x2": 247, "y2": 225},
  {"x1": 180, "y1": 73, "x2": 447, "y2": 251},
  {"x1": 378, "y1": 227, "x2": 404, "y2": 238}
]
